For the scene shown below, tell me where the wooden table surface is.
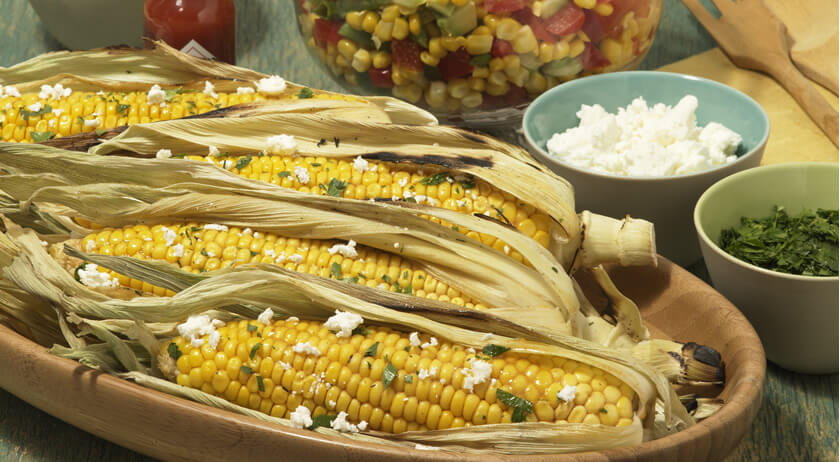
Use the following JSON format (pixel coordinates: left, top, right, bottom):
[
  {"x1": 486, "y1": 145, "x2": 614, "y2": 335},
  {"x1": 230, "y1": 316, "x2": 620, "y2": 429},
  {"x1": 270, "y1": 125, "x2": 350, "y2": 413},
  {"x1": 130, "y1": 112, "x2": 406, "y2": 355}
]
[{"x1": 0, "y1": 1, "x2": 837, "y2": 461}]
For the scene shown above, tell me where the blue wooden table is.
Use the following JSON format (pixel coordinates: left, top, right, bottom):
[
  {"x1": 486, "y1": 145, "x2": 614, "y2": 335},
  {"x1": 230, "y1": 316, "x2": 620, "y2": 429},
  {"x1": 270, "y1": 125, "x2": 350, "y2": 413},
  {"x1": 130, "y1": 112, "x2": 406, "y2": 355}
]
[{"x1": 0, "y1": 1, "x2": 836, "y2": 461}]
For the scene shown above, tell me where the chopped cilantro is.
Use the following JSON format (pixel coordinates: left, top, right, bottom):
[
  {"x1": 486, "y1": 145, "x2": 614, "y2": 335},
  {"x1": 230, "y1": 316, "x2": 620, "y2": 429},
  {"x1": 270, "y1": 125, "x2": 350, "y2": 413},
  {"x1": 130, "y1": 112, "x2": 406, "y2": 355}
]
[
  {"x1": 496, "y1": 389, "x2": 533, "y2": 423},
  {"x1": 240, "y1": 365, "x2": 253, "y2": 375},
  {"x1": 94, "y1": 129, "x2": 108, "y2": 136},
  {"x1": 278, "y1": 170, "x2": 291, "y2": 178},
  {"x1": 234, "y1": 154, "x2": 253, "y2": 170},
  {"x1": 351, "y1": 326, "x2": 369, "y2": 336},
  {"x1": 167, "y1": 342, "x2": 182, "y2": 360},
  {"x1": 30, "y1": 131, "x2": 54, "y2": 142},
  {"x1": 404, "y1": 374, "x2": 413, "y2": 383},
  {"x1": 364, "y1": 341, "x2": 379, "y2": 358},
  {"x1": 247, "y1": 324, "x2": 258, "y2": 332},
  {"x1": 324, "y1": 178, "x2": 347, "y2": 197},
  {"x1": 256, "y1": 375, "x2": 265, "y2": 392},
  {"x1": 420, "y1": 172, "x2": 448, "y2": 186},
  {"x1": 308, "y1": 414, "x2": 336, "y2": 430},
  {"x1": 297, "y1": 87, "x2": 314, "y2": 99},
  {"x1": 116, "y1": 103, "x2": 130, "y2": 115},
  {"x1": 382, "y1": 362, "x2": 398, "y2": 390},
  {"x1": 481, "y1": 344, "x2": 510, "y2": 357},
  {"x1": 250, "y1": 342, "x2": 263, "y2": 359},
  {"x1": 331, "y1": 262, "x2": 342, "y2": 279},
  {"x1": 200, "y1": 248, "x2": 208, "y2": 256}
]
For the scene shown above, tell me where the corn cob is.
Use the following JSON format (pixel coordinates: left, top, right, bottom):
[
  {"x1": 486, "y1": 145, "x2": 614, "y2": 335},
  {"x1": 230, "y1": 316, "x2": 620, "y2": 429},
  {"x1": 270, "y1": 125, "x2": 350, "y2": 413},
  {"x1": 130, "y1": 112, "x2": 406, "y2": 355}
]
[
  {"x1": 190, "y1": 153, "x2": 552, "y2": 264},
  {"x1": 0, "y1": 86, "x2": 354, "y2": 143},
  {"x1": 79, "y1": 223, "x2": 488, "y2": 309},
  {"x1": 161, "y1": 317, "x2": 637, "y2": 432}
]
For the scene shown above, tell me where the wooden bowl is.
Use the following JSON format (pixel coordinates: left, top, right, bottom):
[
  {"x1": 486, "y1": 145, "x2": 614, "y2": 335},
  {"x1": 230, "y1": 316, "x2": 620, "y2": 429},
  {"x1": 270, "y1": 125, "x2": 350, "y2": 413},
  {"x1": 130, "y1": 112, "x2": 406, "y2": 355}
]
[{"x1": 0, "y1": 257, "x2": 766, "y2": 461}]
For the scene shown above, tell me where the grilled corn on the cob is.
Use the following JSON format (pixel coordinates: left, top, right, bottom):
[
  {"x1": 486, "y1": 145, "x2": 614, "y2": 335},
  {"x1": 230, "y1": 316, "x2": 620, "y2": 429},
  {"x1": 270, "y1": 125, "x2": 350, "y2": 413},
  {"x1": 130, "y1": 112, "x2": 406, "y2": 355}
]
[{"x1": 161, "y1": 316, "x2": 637, "y2": 432}]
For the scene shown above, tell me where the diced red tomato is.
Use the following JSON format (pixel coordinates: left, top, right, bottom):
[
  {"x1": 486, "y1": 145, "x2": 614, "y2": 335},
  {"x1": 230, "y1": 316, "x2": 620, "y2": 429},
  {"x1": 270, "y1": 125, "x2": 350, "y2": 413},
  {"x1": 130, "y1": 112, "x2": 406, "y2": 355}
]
[
  {"x1": 483, "y1": 0, "x2": 530, "y2": 13},
  {"x1": 391, "y1": 39, "x2": 424, "y2": 71},
  {"x1": 438, "y1": 48, "x2": 474, "y2": 81},
  {"x1": 511, "y1": 9, "x2": 556, "y2": 43},
  {"x1": 544, "y1": 5, "x2": 585, "y2": 37},
  {"x1": 491, "y1": 39, "x2": 515, "y2": 58},
  {"x1": 581, "y1": 42, "x2": 611, "y2": 70},
  {"x1": 313, "y1": 18, "x2": 342, "y2": 47},
  {"x1": 368, "y1": 68, "x2": 394, "y2": 88},
  {"x1": 581, "y1": 10, "x2": 604, "y2": 42}
]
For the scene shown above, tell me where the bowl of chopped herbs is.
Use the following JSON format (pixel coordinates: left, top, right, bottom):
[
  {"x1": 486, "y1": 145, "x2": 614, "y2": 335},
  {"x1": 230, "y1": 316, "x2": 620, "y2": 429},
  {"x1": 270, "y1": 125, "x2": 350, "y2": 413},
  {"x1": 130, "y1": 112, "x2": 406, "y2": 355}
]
[{"x1": 695, "y1": 162, "x2": 838, "y2": 374}]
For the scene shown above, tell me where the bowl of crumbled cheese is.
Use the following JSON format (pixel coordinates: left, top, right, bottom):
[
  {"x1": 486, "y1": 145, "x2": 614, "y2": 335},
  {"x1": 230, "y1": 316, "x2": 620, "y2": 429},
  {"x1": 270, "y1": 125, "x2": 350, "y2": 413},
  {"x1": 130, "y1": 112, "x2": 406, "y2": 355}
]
[{"x1": 522, "y1": 71, "x2": 769, "y2": 266}]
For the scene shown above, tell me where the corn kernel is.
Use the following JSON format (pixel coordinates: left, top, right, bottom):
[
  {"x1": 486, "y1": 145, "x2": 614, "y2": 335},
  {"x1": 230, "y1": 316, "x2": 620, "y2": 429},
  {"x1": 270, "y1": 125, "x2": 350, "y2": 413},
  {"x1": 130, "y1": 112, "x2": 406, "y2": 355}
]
[
  {"x1": 465, "y1": 34, "x2": 494, "y2": 55},
  {"x1": 569, "y1": 39, "x2": 586, "y2": 58},
  {"x1": 495, "y1": 18, "x2": 520, "y2": 40},
  {"x1": 362, "y1": 12, "x2": 380, "y2": 33},
  {"x1": 352, "y1": 49, "x2": 372, "y2": 72},
  {"x1": 574, "y1": 0, "x2": 597, "y2": 8},
  {"x1": 346, "y1": 11, "x2": 365, "y2": 29},
  {"x1": 512, "y1": 26, "x2": 538, "y2": 54}
]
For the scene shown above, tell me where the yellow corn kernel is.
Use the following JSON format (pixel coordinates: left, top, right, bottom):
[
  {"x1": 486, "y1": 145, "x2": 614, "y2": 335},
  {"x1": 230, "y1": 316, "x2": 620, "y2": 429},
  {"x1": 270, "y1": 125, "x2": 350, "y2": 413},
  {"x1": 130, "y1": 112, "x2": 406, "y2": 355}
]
[
  {"x1": 374, "y1": 21, "x2": 394, "y2": 41},
  {"x1": 392, "y1": 17, "x2": 410, "y2": 40},
  {"x1": 441, "y1": 36, "x2": 466, "y2": 53},
  {"x1": 346, "y1": 11, "x2": 365, "y2": 29},
  {"x1": 553, "y1": 41, "x2": 571, "y2": 60},
  {"x1": 372, "y1": 51, "x2": 392, "y2": 69},
  {"x1": 409, "y1": 14, "x2": 422, "y2": 35},
  {"x1": 420, "y1": 51, "x2": 440, "y2": 67},
  {"x1": 465, "y1": 34, "x2": 493, "y2": 55},
  {"x1": 495, "y1": 18, "x2": 520, "y2": 41},
  {"x1": 461, "y1": 91, "x2": 483, "y2": 109},
  {"x1": 569, "y1": 39, "x2": 586, "y2": 58},
  {"x1": 512, "y1": 26, "x2": 538, "y2": 54},
  {"x1": 352, "y1": 49, "x2": 372, "y2": 72},
  {"x1": 447, "y1": 79, "x2": 470, "y2": 99},
  {"x1": 428, "y1": 38, "x2": 447, "y2": 58},
  {"x1": 362, "y1": 11, "x2": 380, "y2": 33},
  {"x1": 594, "y1": 2, "x2": 614, "y2": 16},
  {"x1": 337, "y1": 39, "x2": 358, "y2": 60},
  {"x1": 574, "y1": 0, "x2": 597, "y2": 8}
]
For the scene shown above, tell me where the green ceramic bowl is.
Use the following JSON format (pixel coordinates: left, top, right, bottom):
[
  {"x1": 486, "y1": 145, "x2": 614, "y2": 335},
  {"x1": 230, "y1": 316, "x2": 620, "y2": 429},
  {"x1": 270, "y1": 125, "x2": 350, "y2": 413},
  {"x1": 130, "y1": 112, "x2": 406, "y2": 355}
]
[
  {"x1": 695, "y1": 162, "x2": 839, "y2": 374},
  {"x1": 522, "y1": 71, "x2": 769, "y2": 266}
]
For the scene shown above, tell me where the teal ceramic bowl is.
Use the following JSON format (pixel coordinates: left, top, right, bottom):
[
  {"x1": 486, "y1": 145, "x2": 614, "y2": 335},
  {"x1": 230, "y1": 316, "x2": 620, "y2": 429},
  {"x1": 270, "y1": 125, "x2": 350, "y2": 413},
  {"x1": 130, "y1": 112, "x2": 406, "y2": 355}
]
[
  {"x1": 695, "y1": 162, "x2": 839, "y2": 374},
  {"x1": 522, "y1": 71, "x2": 769, "y2": 266}
]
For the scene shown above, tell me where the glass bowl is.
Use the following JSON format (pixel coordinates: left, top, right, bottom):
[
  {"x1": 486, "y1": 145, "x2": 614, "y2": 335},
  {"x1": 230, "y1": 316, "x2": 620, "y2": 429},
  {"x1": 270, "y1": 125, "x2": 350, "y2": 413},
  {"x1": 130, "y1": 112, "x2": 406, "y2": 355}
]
[{"x1": 295, "y1": 0, "x2": 663, "y2": 126}]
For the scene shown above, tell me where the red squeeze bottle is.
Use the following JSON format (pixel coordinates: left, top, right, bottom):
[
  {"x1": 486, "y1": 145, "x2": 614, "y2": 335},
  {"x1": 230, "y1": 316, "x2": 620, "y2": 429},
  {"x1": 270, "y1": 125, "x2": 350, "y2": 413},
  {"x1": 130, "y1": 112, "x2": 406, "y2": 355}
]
[{"x1": 143, "y1": 0, "x2": 236, "y2": 64}]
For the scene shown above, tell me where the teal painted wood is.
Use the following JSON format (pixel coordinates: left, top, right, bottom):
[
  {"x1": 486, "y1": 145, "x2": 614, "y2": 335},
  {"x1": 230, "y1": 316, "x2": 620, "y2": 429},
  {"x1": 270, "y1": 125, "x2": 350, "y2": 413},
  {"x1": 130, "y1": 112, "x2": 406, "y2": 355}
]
[{"x1": 0, "y1": 1, "x2": 836, "y2": 461}]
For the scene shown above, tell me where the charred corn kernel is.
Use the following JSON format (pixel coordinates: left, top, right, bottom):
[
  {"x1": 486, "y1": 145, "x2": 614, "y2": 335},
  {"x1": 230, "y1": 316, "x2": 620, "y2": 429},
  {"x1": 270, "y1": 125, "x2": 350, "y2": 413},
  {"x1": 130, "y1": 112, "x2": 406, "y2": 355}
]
[
  {"x1": 574, "y1": 0, "x2": 597, "y2": 8},
  {"x1": 502, "y1": 54, "x2": 520, "y2": 72},
  {"x1": 362, "y1": 11, "x2": 380, "y2": 33},
  {"x1": 553, "y1": 41, "x2": 571, "y2": 60},
  {"x1": 374, "y1": 21, "x2": 394, "y2": 41},
  {"x1": 352, "y1": 49, "x2": 372, "y2": 72},
  {"x1": 495, "y1": 18, "x2": 520, "y2": 40},
  {"x1": 408, "y1": 14, "x2": 422, "y2": 35},
  {"x1": 80, "y1": 222, "x2": 485, "y2": 308},
  {"x1": 372, "y1": 51, "x2": 392, "y2": 68},
  {"x1": 461, "y1": 91, "x2": 483, "y2": 109},
  {"x1": 420, "y1": 51, "x2": 440, "y2": 67},
  {"x1": 392, "y1": 17, "x2": 410, "y2": 40},
  {"x1": 381, "y1": 5, "x2": 400, "y2": 22},
  {"x1": 465, "y1": 34, "x2": 494, "y2": 55},
  {"x1": 164, "y1": 319, "x2": 636, "y2": 431},
  {"x1": 346, "y1": 11, "x2": 365, "y2": 29},
  {"x1": 513, "y1": 26, "x2": 538, "y2": 53},
  {"x1": 424, "y1": 82, "x2": 448, "y2": 108},
  {"x1": 441, "y1": 36, "x2": 466, "y2": 52},
  {"x1": 428, "y1": 38, "x2": 446, "y2": 58},
  {"x1": 594, "y1": 3, "x2": 614, "y2": 16},
  {"x1": 447, "y1": 79, "x2": 470, "y2": 99},
  {"x1": 472, "y1": 25, "x2": 492, "y2": 36},
  {"x1": 569, "y1": 39, "x2": 586, "y2": 58},
  {"x1": 599, "y1": 38, "x2": 624, "y2": 65}
]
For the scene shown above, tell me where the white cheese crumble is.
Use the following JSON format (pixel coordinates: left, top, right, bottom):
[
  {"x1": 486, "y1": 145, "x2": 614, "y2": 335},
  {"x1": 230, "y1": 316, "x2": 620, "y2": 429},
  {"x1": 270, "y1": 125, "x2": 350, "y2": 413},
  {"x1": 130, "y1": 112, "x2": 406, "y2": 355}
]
[
  {"x1": 162, "y1": 227, "x2": 177, "y2": 246},
  {"x1": 38, "y1": 83, "x2": 72, "y2": 100},
  {"x1": 53, "y1": 108, "x2": 65, "y2": 117},
  {"x1": 417, "y1": 367, "x2": 437, "y2": 380},
  {"x1": 27, "y1": 102, "x2": 42, "y2": 112},
  {"x1": 202, "y1": 80, "x2": 218, "y2": 99},
  {"x1": 84, "y1": 119, "x2": 100, "y2": 129},
  {"x1": 222, "y1": 159, "x2": 233, "y2": 170},
  {"x1": 294, "y1": 165, "x2": 310, "y2": 184},
  {"x1": 421, "y1": 337, "x2": 438, "y2": 349},
  {"x1": 279, "y1": 361, "x2": 292, "y2": 370},
  {"x1": 289, "y1": 405, "x2": 313, "y2": 429},
  {"x1": 546, "y1": 96, "x2": 742, "y2": 177},
  {"x1": 461, "y1": 359, "x2": 492, "y2": 392},
  {"x1": 207, "y1": 330, "x2": 221, "y2": 349},
  {"x1": 267, "y1": 134, "x2": 297, "y2": 155},
  {"x1": 236, "y1": 86, "x2": 255, "y2": 94},
  {"x1": 288, "y1": 254, "x2": 304, "y2": 264},
  {"x1": 324, "y1": 310, "x2": 363, "y2": 338},
  {"x1": 256, "y1": 75, "x2": 287, "y2": 96},
  {"x1": 172, "y1": 243, "x2": 184, "y2": 257},
  {"x1": 330, "y1": 411, "x2": 366, "y2": 433},
  {"x1": 557, "y1": 384, "x2": 577, "y2": 403},
  {"x1": 352, "y1": 156, "x2": 369, "y2": 173},
  {"x1": 208, "y1": 145, "x2": 221, "y2": 157},
  {"x1": 409, "y1": 332, "x2": 421, "y2": 347},
  {"x1": 328, "y1": 400, "x2": 337, "y2": 408},
  {"x1": 292, "y1": 342, "x2": 321, "y2": 356},
  {"x1": 176, "y1": 315, "x2": 224, "y2": 349},
  {"x1": 1, "y1": 85, "x2": 20, "y2": 97},
  {"x1": 147, "y1": 84, "x2": 166, "y2": 105},
  {"x1": 204, "y1": 224, "x2": 229, "y2": 231},
  {"x1": 76, "y1": 264, "x2": 119, "y2": 289},
  {"x1": 257, "y1": 307, "x2": 274, "y2": 325},
  {"x1": 155, "y1": 149, "x2": 172, "y2": 159},
  {"x1": 327, "y1": 240, "x2": 357, "y2": 258}
]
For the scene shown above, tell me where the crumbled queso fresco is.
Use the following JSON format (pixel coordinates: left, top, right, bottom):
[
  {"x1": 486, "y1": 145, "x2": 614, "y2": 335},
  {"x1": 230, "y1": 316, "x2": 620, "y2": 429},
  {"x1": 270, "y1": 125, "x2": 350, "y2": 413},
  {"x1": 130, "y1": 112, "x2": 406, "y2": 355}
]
[{"x1": 546, "y1": 96, "x2": 742, "y2": 177}]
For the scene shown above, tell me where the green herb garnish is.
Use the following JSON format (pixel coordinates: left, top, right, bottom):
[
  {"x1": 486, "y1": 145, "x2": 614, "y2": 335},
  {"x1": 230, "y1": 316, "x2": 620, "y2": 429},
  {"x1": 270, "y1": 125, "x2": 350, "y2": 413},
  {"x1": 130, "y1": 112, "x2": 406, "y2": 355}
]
[
  {"x1": 481, "y1": 344, "x2": 510, "y2": 357},
  {"x1": 351, "y1": 326, "x2": 369, "y2": 336},
  {"x1": 404, "y1": 374, "x2": 413, "y2": 383},
  {"x1": 496, "y1": 389, "x2": 533, "y2": 423},
  {"x1": 247, "y1": 324, "x2": 258, "y2": 332},
  {"x1": 308, "y1": 414, "x2": 336, "y2": 430},
  {"x1": 420, "y1": 173, "x2": 448, "y2": 186},
  {"x1": 324, "y1": 178, "x2": 347, "y2": 197},
  {"x1": 364, "y1": 341, "x2": 379, "y2": 358},
  {"x1": 234, "y1": 154, "x2": 253, "y2": 169},
  {"x1": 250, "y1": 342, "x2": 263, "y2": 359},
  {"x1": 240, "y1": 365, "x2": 253, "y2": 375},
  {"x1": 167, "y1": 342, "x2": 182, "y2": 360},
  {"x1": 256, "y1": 375, "x2": 265, "y2": 392},
  {"x1": 297, "y1": 87, "x2": 314, "y2": 99},
  {"x1": 30, "y1": 131, "x2": 54, "y2": 142},
  {"x1": 116, "y1": 103, "x2": 130, "y2": 115},
  {"x1": 278, "y1": 171, "x2": 291, "y2": 178},
  {"x1": 718, "y1": 206, "x2": 838, "y2": 276},
  {"x1": 331, "y1": 262, "x2": 342, "y2": 279},
  {"x1": 382, "y1": 362, "x2": 398, "y2": 389}
]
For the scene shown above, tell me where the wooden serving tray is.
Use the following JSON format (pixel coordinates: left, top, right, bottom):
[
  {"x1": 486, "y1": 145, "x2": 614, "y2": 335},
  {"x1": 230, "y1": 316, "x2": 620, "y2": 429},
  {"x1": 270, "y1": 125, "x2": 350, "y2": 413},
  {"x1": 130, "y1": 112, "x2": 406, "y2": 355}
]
[{"x1": 0, "y1": 257, "x2": 765, "y2": 461}]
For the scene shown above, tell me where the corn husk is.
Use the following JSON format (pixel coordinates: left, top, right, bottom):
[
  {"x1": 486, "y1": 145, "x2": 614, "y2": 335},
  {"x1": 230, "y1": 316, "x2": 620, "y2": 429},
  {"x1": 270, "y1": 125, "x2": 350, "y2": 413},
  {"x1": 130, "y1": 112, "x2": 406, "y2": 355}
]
[
  {"x1": 0, "y1": 41, "x2": 438, "y2": 127},
  {"x1": 0, "y1": 223, "x2": 690, "y2": 454}
]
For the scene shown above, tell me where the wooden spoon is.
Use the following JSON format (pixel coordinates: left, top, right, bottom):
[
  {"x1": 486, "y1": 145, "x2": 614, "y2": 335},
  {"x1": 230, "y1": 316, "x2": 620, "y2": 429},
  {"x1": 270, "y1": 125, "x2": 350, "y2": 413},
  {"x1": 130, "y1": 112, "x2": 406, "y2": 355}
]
[{"x1": 681, "y1": 0, "x2": 839, "y2": 146}]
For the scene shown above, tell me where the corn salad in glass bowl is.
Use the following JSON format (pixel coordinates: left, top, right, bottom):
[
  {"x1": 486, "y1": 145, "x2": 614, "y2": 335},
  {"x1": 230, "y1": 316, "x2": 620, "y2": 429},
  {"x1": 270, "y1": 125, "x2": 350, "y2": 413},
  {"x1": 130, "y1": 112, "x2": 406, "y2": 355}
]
[{"x1": 295, "y1": 0, "x2": 663, "y2": 126}]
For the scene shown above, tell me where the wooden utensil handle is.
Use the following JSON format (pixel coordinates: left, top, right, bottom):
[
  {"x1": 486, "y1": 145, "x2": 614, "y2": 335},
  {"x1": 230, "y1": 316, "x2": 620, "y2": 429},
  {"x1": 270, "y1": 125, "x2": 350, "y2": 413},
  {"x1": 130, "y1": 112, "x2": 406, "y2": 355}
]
[{"x1": 771, "y1": 59, "x2": 839, "y2": 146}]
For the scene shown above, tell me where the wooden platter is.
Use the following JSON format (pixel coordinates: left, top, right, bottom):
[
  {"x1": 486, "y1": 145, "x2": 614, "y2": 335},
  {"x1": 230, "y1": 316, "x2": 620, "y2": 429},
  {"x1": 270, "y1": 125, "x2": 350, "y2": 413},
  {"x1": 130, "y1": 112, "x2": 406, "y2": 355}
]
[{"x1": 0, "y1": 257, "x2": 765, "y2": 461}]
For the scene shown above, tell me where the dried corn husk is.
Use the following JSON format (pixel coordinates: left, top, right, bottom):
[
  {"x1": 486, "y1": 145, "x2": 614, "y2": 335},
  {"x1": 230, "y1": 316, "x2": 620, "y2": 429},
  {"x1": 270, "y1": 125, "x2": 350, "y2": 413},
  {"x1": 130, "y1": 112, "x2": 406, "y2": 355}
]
[
  {"x1": 0, "y1": 41, "x2": 438, "y2": 127},
  {"x1": 0, "y1": 223, "x2": 691, "y2": 453}
]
